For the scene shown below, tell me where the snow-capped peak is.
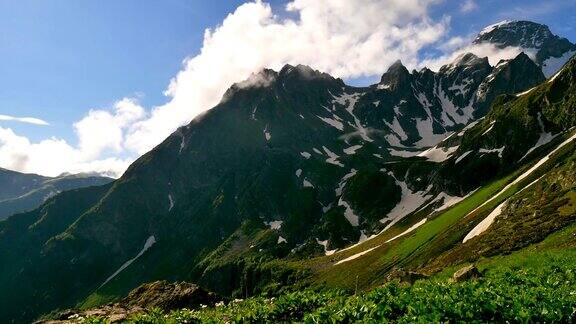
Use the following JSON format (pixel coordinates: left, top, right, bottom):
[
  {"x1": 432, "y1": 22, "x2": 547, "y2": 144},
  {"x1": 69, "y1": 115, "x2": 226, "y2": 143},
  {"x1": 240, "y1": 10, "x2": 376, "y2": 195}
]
[{"x1": 478, "y1": 20, "x2": 514, "y2": 36}]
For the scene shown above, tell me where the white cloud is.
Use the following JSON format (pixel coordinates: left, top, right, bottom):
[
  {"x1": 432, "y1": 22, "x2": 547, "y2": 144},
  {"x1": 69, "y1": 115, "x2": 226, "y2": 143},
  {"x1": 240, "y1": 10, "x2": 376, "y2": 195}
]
[
  {"x1": 1, "y1": 0, "x2": 450, "y2": 177},
  {"x1": 123, "y1": 0, "x2": 449, "y2": 154},
  {"x1": 74, "y1": 98, "x2": 145, "y2": 160},
  {"x1": 0, "y1": 114, "x2": 49, "y2": 126},
  {"x1": 420, "y1": 41, "x2": 535, "y2": 71},
  {"x1": 460, "y1": 0, "x2": 477, "y2": 13},
  {"x1": 0, "y1": 99, "x2": 144, "y2": 178}
]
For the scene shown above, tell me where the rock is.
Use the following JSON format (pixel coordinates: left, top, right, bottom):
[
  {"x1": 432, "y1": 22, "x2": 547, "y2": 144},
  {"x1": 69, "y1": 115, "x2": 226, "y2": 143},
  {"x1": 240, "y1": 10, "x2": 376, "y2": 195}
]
[
  {"x1": 56, "y1": 310, "x2": 76, "y2": 320},
  {"x1": 452, "y1": 264, "x2": 482, "y2": 282},
  {"x1": 108, "y1": 313, "x2": 127, "y2": 323},
  {"x1": 123, "y1": 280, "x2": 223, "y2": 310},
  {"x1": 84, "y1": 309, "x2": 106, "y2": 317},
  {"x1": 34, "y1": 281, "x2": 222, "y2": 323},
  {"x1": 386, "y1": 268, "x2": 429, "y2": 284}
]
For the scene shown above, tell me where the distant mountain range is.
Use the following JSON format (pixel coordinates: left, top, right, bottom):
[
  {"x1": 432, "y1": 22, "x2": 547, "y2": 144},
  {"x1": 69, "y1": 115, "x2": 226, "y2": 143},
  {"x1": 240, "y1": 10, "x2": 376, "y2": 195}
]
[
  {"x1": 1, "y1": 20, "x2": 575, "y2": 323},
  {"x1": 0, "y1": 168, "x2": 112, "y2": 221}
]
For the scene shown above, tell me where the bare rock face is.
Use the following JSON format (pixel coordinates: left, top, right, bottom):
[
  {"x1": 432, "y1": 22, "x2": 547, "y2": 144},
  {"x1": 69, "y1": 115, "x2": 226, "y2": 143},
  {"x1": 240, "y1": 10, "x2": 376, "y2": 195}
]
[
  {"x1": 452, "y1": 265, "x2": 482, "y2": 282},
  {"x1": 35, "y1": 281, "x2": 222, "y2": 323},
  {"x1": 123, "y1": 280, "x2": 222, "y2": 310},
  {"x1": 386, "y1": 268, "x2": 429, "y2": 284}
]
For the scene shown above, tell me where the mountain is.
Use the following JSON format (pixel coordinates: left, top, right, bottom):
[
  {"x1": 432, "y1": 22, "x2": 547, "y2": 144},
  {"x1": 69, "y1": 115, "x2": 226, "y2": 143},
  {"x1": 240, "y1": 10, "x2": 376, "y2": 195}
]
[
  {"x1": 303, "y1": 54, "x2": 576, "y2": 293},
  {"x1": 0, "y1": 21, "x2": 574, "y2": 322},
  {"x1": 0, "y1": 168, "x2": 113, "y2": 221},
  {"x1": 474, "y1": 20, "x2": 576, "y2": 77}
]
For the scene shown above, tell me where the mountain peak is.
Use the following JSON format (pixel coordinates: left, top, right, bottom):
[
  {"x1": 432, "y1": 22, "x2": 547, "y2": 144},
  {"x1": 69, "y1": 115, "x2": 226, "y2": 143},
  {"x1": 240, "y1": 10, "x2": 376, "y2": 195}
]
[
  {"x1": 474, "y1": 20, "x2": 554, "y2": 48},
  {"x1": 441, "y1": 53, "x2": 489, "y2": 73},
  {"x1": 474, "y1": 20, "x2": 576, "y2": 77},
  {"x1": 386, "y1": 60, "x2": 408, "y2": 73},
  {"x1": 379, "y1": 60, "x2": 411, "y2": 88},
  {"x1": 232, "y1": 69, "x2": 278, "y2": 90},
  {"x1": 454, "y1": 53, "x2": 483, "y2": 65},
  {"x1": 279, "y1": 64, "x2": 332, "y2": 80}
]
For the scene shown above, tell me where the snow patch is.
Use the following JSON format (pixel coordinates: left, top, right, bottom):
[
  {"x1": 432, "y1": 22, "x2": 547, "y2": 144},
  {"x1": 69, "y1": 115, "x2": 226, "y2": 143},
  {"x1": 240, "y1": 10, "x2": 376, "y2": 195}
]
[
  {"x1": 481, "y1": 122, "x2": 495, "y2": 136},
  {"x1": 479, "y1": 146, "x2": 505, "y2": 158},
  {"x1": 277, "y1": 236, "x2": 287, "y2": 244},
  {"x1": 418, "y1": 145, "x2": 458, "y2": 162},
  {"x1": 384, "y1": 117, "x2": 408, "y2": 141},
  {"x1": 323, "y1": 146, "x2": 344, "y2": 167},
  {"x1": 338, "y1": 197, "x2": 359, "y2": 227},
  {"x1": 316, "y1": 239, "x2": 337, "y2": 255},
  {"x1": 100, "y1": 235, "x2": 156, "y2": 288},
  {"x1": 321, "y1": 202, "x2": 333, "y2": 213},
  {"x1": 413, "y1": 117, "x2": 448, "y2": 148},
  {"x1": 295, "y1": 169, "x2": 302, "y2": 177},
  {"x1": 263, "y1": 125, "x2": 271, "y2": 141},
  {"x1": 458, "y1": 118, "x2": 482, "y2": 136},
  {"x1": 516, "y1": 86, "x2": 537, "y2": 96},
  {"x1": 520, "y1": 113, "x2": 557, "y2": 161},
  {"x1": 251, "y1": 106, "x2": 258, "y2": 121},
  {"x1": 335, "y1": 169, "x2": 357, "y2": 196},
  {"x1": 385, "y1": 218, "x2": 427, "y2": 243},
  {"x1": 343, "y1": 145, "x2": 363, "y2": 155},
  {"x1": 380, "y1": 173, "x2": 433, "y2": 231},
  {"x1": 332, "y1": 169, "x2": 360, "y2": 227},
  {"x1": 318, "y1": 116, "x2": 344, "y2": 131},
  {"x1": 265, "y1": 220, "x2": 283, "y2": 230},
  {"x1": 447, "y1": 77, "x2": 473, "y2": 97},
  {"x1": 303, "y1": 179, "x2": 314, "y2": 188},
  {"x1": 334, "y1": 245, "x2": 379, "y2": 265},
  {"x1": 417, "y1": 190, "x2": 476, "y2": 215},
  {"x1": 177, "y1": 131, "x2": 186, "y2": 154},
  {"x1": 168, "y1": 194, "x2": 174, "y2": 211},
  {"x1": 478, "y1": 20, "x2": 512, "y2": 36},
  {"x1": 437, "y1": 85, "x2": 473, "y2": 125},
  {"x1": 455, "y1": 150, "x2": 473, "y2": 164},
  {"x1": 388, "y1": 149, "x2": 422, "y2": 158},
  {"x1": 300, "y1": 152, "x2": 311, "y2": 159},
  {"x1": 393, "y1": 100, "x2": 406, "y2": 116},
  {"x1": 332, "y1": 92, "x2": 373, "y2": 142},
  {"x1": 463, "y1": 201, "x2": 506, "y2": 243},
  {"x1": 434, "y1": 191, "x2": 475, "y2": 212}
]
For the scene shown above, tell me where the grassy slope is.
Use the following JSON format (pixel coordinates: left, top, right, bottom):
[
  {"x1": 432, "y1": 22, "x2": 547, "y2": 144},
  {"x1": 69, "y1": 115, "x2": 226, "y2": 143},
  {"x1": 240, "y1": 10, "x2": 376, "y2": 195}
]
[
  {"x1": 75, "y1": 58, "x2": 576, "y2": 318},
  {"x1": 302, "y1": 132, "x2": 576, "y2": 290},
  {"x1": 86, "y1": 221, "x2": 576, "y2": 323},
  {"x1": 75, "y1": 131, "x2": 576, "y2": 320}
]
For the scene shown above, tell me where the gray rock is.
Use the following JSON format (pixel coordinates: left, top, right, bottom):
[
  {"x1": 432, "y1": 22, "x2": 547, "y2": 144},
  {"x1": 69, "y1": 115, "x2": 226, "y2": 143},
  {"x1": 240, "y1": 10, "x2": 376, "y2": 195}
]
[{"x1": 452, "y1": 264, "x2": 482, "y2": 282}]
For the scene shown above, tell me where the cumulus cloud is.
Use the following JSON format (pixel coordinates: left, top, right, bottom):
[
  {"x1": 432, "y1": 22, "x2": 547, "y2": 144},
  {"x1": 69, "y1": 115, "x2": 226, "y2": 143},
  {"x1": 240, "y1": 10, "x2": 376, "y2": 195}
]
[
  {"x1": 1, "y1": 0, "x2": 452, "y2": 177},
  {"x1": 0, "y1": 98, "x2": 144, "y2": 178},
  {"x1": 75, "y1": 98, "x2": 145, "y2": 160},
  {"x1": 0, "y1": 114, "x2": 49, "y2": 126},
  {"x1": 460, "y1": 0, "x2": 478, "y2": 13},
  {"x1": 123, "y1": 0, "x2": 449, "y2": 154},
  {"x1": 420, "y1": 39, "x2": 536, "y2": 71}
]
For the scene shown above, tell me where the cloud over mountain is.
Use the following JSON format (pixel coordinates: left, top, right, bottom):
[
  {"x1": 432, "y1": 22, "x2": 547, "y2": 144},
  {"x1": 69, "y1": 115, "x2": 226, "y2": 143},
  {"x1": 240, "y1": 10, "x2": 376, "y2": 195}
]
[
  {"x1": 0, "y1": 0, "x2": 450, "y2": 177},
  {"x1": 124, "y1": 0, "x2": 448, "y2": 154}
]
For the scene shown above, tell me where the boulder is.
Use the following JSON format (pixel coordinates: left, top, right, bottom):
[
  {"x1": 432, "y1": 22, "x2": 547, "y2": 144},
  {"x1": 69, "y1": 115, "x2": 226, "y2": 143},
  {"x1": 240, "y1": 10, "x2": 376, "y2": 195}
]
[
  {"x1": 452, "y1": 265, "x2": 482, "y2": 282},
  {"x1": 34, "y1": 281, "x2": 222, "y2": 323},
  {"x1": 123, "y1": 280, "x2": 222, "y2": 310},
  {"x1": 386, "y1": 268, "x2": 429, "y2": 284}
]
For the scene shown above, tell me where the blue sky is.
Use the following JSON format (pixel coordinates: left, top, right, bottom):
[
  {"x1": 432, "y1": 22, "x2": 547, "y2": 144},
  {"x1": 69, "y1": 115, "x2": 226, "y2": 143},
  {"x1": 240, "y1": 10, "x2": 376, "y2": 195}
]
[{"x1": 0, "y1": 0, "x2": 575, "y2": 177}]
